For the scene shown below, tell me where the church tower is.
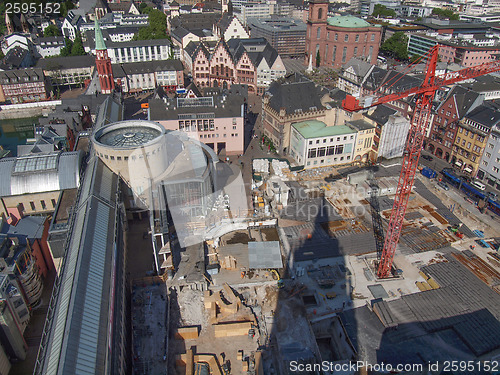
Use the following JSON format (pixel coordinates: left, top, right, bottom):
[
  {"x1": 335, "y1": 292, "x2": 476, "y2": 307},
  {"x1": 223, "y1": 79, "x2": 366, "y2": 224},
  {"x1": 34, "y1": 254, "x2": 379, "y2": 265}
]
[
  {"x1": 94, "y1": 19, "x2": 114, "y2": 94},
  {"x1": 305, "y1": 0, "x2": 328, "y2": 66},
  {"x1": 20, "y1": 13, "x2": 29, "y2": 33},
  {"x1": 5, "y1": 13, "x2": 14, "y2": 35}
]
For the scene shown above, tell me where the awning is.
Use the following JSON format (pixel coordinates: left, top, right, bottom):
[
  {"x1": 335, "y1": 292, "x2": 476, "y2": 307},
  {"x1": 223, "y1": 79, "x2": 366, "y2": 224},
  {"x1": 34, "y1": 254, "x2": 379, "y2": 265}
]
[{"x1": 464, "y1": 166, "x2": 473, "y2": 173}]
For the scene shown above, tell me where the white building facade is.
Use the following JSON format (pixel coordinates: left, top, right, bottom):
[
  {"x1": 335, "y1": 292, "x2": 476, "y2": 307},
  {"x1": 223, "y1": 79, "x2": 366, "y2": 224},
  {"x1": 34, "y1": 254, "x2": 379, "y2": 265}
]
[{"x1": 289, "y1": 120, "x2": 357, "y2": 168}]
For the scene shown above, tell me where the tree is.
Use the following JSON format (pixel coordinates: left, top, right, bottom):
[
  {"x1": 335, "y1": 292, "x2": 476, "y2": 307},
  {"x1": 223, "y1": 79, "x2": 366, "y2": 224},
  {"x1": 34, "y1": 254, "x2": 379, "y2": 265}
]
[
  {"x1": 380, "y1": 31, "x2": 408, "y2": 60},
  {"x1": 316, "y1": 50, "x2": 321, "y2": 68},
  {"x1": 432, "y1": 8, "x2": 459, "y2": 20},
  {"x1": 60, "y1": 0, "x2": 75, "y2": 18},
  {"x1": 410, "y1": 54, "x2": 421, "y2": 63},
  {"x1": 70, "y1": 32, "x2": 85, "y2": 56},
  {"x1": 139, "y1": 2, "x2": 154, "y2": 14},
  {"x1": 60, "y1": 38, "x2": 73, "y2": 56},
  {"x1": 372, "y1": 4, "x2": 396, "y2": 18},
  {"x1": 44, "y1": 24, "x2": 61, "y2": 37},
  {"x1": 133, "y1": 9, "x2": 167, "y2": 40}
]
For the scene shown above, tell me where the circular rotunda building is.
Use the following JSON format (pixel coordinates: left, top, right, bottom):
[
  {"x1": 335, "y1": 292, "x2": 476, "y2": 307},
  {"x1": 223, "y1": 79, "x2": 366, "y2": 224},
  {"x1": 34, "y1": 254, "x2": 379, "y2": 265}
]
[
  {"x1": 92, "y1": 120, "x2": 167, "y2": 183},
  {"x1": 92, "y1": 120, "x2": 219, "y2": 218}
]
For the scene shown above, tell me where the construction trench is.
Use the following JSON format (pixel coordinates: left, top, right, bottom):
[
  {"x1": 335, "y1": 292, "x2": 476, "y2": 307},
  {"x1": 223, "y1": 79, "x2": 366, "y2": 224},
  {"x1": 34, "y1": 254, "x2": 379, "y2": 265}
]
[{"x1": 144, "y1": 162, "x2": 500, "y2": 375}]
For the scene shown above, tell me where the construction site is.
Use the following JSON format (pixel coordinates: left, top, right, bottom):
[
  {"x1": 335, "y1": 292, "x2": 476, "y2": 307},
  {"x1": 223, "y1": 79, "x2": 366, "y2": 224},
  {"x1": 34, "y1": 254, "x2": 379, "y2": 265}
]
[{"x1": 156, "y1": 156, "x2": 500, "y2": 374}]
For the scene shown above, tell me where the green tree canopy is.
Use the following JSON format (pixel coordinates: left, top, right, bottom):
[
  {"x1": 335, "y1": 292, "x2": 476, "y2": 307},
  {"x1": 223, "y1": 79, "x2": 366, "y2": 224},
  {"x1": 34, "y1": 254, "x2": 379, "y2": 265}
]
[
  {"x1": 133, "y1": 9, "x2": 167, "y2": 40},
  {"x1": 410, "y1": 54, "x2": 421, "y2": 63},
  {"x1": 372, "y1": 4, "x2": 396, "y2": 18},
  {"x1": 139, "y1": 2, "x2": 154, "y2": 14},
  {"x1": 44, "y1": 24, "x2": 61, "y2": 37},
  {"x1": 380, "y1": 31, "x2": 408, "y2": 60},
  {"x1": 432, "y1": 8, "x2": 459, "y2": 20},
  {"x1": 70, "y1": 32, "x2": 86, "y2": 56},
  {"x1": 60, "y1": 38, "x2": 73, "y2": 56},
  {"x1": 60, "y1": 0, "x2": 75, "y2": 18}
]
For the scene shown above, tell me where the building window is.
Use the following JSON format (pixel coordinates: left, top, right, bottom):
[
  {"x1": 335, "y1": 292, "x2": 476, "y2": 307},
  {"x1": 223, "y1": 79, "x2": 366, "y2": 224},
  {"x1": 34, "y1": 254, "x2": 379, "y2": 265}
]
[
  {"x1": 318, "y1": 7, "x2": 323, "y2": 19},
  {"x1": 344, "y1": 34, "x2": 349, "y2": 42},
  {"x1": 325, "y1": 44, "x2": 328, "y2": 60},
  {"x1": 371, "y1": 33, "x2": 375, "y2": 41},
  {"x1": 334, "y1": 33, "x2": 338, "y2": 41},
  {"x1": 327, "y1": 31, "x2": 330, "y2": 39},
  {"x1": 51, "y1": 199, "x2": 56, "y2": 208},
  {"x1": 30, "y1": 201, "x2": 35, "y2": 211},
  {"x1": 342, "y1": 46, "x2": 347, "y2": 63},
  {"x1": 355, "y1": 34, "x2": 359, "y2": 42},
  {"x1": 332, "y1": 46, "x2": 337, "y2": 61},
  {"x1": 317, "y1": 27, "x2": 321, "y2": 39},
  {"x1": 369, "y1": 46, "x2": 373, "y2": 60},
  {"x1": 354, "y1": 47, "x2": 358, "y2": 56},
  {"x1": 41, "y1": 200, "x2": 46, "y2": 210}
]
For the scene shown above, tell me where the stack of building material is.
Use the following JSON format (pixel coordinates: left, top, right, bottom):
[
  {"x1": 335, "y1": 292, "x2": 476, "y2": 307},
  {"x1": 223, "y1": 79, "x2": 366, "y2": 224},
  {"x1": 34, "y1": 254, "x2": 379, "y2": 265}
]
[
  {"x1": 416, "y1": 271, "x2": 440, "y2": 291},
  {"x1": 214, "y1": 322, "x2": 252, "y2": 337},
  {"x1": 220, "y1": 255, "x2": 237, "y2": 270},
  {"x1": 271, "y1": 159, "x2": 289, "y2": 177},
  {"x1": 253, "y1": 159, "x2": 269, "y2": 173}
]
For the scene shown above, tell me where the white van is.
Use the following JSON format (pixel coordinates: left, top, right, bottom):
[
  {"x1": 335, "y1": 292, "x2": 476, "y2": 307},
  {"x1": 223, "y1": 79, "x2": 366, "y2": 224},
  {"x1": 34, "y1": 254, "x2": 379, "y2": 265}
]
[{"x1": 471, "y1": 180, "x2": 486, "y2": 191}]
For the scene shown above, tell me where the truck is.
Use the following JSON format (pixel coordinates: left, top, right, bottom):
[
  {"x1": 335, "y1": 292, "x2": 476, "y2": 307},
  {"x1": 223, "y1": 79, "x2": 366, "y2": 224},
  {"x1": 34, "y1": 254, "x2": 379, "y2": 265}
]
[{"x1": 421, "y1": 167, "x2": 437, "y2": 179}]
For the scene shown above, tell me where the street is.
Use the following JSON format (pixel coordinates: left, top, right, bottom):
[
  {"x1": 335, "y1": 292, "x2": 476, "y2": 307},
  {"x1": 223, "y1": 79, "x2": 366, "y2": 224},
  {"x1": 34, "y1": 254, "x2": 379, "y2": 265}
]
[{"x1": 419, "y1": 149, "x2": 500, "y2": 197}]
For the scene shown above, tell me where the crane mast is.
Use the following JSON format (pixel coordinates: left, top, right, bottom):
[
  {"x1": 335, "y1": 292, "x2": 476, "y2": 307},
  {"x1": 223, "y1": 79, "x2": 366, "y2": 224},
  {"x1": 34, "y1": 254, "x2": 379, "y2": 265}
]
[{"x1": 341, "y1": 45, "x2": 500, "y2": 278}]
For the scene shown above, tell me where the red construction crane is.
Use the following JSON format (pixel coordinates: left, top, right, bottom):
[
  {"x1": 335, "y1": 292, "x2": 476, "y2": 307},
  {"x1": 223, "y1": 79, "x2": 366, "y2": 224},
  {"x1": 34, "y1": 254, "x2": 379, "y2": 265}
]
[{"x1": 342, "y1": 45, "x2": 500, "y2": 278}]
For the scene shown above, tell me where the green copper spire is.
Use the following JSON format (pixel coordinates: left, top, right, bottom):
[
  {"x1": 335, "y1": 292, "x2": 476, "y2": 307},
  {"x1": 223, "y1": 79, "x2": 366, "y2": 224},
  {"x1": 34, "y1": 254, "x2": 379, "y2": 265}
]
[{"x1": 94, "y1": 18, "x2": 106, "y2": 51}]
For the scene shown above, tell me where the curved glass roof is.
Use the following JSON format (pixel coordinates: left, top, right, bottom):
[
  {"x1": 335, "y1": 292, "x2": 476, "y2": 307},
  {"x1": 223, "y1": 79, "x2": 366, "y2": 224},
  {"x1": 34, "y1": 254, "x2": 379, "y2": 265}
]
[{"x1": 98, "y1": 126, "x2": 161, "y2": 147}]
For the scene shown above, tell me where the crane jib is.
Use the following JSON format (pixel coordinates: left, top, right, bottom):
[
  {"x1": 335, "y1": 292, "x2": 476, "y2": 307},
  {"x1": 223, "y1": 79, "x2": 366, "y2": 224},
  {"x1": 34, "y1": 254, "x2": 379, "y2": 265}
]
[{"x1": 340, "y1": 45, "x2": 500, "y2": 278}]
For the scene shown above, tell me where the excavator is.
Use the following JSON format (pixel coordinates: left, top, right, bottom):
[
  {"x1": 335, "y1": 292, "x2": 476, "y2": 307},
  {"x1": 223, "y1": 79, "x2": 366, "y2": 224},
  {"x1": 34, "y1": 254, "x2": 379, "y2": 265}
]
[{"x1": 269, "y1": 269, "x2": 284, "y2": 288}]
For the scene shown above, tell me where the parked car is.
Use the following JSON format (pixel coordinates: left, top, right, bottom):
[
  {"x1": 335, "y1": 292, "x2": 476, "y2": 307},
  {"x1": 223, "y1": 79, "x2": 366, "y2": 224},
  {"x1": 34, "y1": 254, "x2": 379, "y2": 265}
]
[
  {"x1": 437, "y1": 181, "x2": 450, "y2": 191},
  {"x1": 421, "y1": 154, "x2": 433, "y2": 161},
  {"x1": 488, "y1": 191, "x2": 498, "y2": 201}
]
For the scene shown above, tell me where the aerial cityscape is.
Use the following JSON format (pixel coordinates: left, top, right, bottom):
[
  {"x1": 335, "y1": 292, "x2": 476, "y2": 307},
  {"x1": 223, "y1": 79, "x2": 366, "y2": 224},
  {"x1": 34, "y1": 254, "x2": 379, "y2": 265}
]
[{"x1": 1, "y1": 0, "x2": 500, "y2": 374}]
